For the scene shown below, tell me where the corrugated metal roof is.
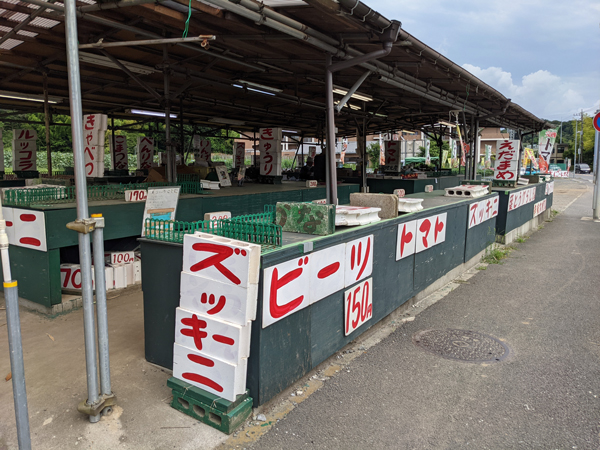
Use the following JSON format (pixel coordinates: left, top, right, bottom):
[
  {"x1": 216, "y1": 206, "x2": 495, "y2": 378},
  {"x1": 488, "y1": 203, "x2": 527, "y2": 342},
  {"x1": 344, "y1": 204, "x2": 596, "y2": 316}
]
[
  {"x1": 29, "y1": 16, "x2": 60, "y2": 28},
  {"x1": 0, "y1": 38, "x2": 23, "y2": 50}
]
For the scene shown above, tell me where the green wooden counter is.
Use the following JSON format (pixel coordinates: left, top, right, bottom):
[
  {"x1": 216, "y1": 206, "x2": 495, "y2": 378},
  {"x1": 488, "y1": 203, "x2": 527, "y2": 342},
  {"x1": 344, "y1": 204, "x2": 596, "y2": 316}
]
[
  {"x1": 0, "y1": 182, "x2": 359, "y2": 307},
  {"x1": 366, "y1": 175, "x2": 464, "y2": 195},
  {"x1": 140, "y1": 189, "x2": 500, "y2": 406},
  {"x1": 493, "y1": 181, "x2": 554, "y2": 239}
]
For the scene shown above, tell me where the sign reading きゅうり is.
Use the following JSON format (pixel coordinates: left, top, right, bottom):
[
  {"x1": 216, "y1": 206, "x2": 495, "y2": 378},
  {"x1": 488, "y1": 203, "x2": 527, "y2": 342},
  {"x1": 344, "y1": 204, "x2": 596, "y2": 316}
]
[
  {"x1": 262, "y1": 235, "x2": 373, "y2": 328},
  {"x1": 344, "y1": 277, "x2": 373, "y2": 336},
  {"x1": 141, "y1": 186, "x2": 180, "y2": 236},
  {"x1": 507, "y1": 187, "x2": 536, "y2": 212},
  {"x1": 395, "y1": 212, "x2": 447, "y2": 260},
  {"x1": 468, "y1": 197, "x2": 499, "y2": 229},
  {"x1": 175, "y1": 232, "x2": 260, "y2": 401}
]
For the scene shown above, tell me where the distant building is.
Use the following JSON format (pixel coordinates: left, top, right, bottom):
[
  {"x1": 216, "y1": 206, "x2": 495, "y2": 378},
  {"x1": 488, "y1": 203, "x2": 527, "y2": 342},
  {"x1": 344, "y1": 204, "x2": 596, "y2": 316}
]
[{"x1": 553, "y1": 143, "x2": 567, "y2": 164}]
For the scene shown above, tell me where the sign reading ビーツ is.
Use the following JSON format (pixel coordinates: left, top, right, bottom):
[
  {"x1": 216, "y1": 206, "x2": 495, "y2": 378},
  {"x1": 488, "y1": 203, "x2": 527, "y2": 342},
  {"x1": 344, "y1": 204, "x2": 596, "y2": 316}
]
[
  {"x1": 344, "y1": 278, "x2": 373, "y2": 335},
  {"x1": 493, "y1": 139, "x2": 520, "y2": 181},
  {"x1": 262, "y1": 235, "x2": 374, "y2": 328},
  {"x1": 507, "y1": 187, "x2": 536, "y2": 212}
]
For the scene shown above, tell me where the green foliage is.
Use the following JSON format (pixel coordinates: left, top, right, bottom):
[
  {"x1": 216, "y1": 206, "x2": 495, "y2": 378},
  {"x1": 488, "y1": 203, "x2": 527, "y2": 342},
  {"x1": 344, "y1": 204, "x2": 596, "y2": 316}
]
[
  {"x1": 366, "y1": 142, "x2": 380, "y2": 170},
  {"x1": 482, "y1": 244, "x2": 512, "y2": 264},
  {"x1": 0, "y1": 113, "x2": 239, "y2": 168},
  {"x1": 418, "y1": 141, "x2": 446, "y2": 158}
]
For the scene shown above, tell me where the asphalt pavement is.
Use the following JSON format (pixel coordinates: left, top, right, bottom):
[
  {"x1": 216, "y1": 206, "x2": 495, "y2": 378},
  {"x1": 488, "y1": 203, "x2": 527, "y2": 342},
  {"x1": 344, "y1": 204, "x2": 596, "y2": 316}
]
[{"x1": 246, "y1": 178, "x2": 600, "y2": 450}]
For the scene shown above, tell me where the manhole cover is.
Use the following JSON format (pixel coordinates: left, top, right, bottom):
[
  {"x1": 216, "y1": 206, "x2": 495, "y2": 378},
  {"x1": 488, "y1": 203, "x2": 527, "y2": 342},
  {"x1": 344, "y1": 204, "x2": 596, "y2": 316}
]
[{"x1": 413, "y1": 329, "x2": 509, "y2": 363}]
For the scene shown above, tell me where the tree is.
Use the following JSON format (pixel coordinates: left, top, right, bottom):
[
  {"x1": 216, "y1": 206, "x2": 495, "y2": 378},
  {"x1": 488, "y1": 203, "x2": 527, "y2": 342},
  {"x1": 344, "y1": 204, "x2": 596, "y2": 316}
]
[
  {"x1": 418, "y1": 140, "x2": 447, "y2": 158},
  {"x1": 366, "y1": 142, "x2": 380, "y2": 170}
]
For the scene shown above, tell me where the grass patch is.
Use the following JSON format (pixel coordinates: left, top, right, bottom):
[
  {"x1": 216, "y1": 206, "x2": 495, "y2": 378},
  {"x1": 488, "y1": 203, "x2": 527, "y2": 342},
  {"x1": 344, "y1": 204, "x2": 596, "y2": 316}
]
[
  {"x1": 551, "y1": 209, "x2": 559, "y2": 217},
  {"x1": 482, "y1": 245, "x2": 512, "y2": 264},
  {"x1": 515, "y1": 235, "x2": 528, "y2": 243},
  {"x1": 476, "y1": 265, "x2": 487, "y2": 270}
]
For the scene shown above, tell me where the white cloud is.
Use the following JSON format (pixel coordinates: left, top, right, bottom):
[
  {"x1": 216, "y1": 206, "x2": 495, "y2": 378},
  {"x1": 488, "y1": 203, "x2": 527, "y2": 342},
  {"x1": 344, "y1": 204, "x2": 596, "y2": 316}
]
[{"x1": 462, "y1": 64, "x2": 596, "y2": 120}]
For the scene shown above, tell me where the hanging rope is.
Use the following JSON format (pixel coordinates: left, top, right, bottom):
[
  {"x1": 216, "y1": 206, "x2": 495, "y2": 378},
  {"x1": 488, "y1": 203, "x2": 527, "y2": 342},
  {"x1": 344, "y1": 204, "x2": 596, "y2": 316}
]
[{"x1": 182, "y1": 0, "x2": 192, "y2": 38}]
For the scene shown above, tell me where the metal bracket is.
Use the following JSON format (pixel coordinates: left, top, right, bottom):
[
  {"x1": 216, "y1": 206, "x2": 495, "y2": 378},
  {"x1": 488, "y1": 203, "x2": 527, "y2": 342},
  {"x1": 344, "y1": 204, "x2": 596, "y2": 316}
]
[
  {"x1": 66, "y1": 218, "x2": 96, "y2": 234},
  {"x1": 77, "y1": 393, "x2": 117, "y2": 418}
]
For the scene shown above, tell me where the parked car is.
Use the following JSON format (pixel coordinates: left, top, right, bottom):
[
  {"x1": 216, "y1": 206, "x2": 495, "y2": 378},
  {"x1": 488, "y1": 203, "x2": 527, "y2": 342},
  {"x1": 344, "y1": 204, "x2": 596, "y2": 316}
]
[{"x1": 575, "y1": 163, "x2": 591, "y2": 174}]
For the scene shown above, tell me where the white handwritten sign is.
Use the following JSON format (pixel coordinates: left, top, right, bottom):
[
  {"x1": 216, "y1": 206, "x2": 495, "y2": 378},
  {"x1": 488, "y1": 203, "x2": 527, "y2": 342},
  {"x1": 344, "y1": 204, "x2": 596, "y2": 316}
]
[{"x1": 141, "y1": 187, "x2": 180, "y2": 235}]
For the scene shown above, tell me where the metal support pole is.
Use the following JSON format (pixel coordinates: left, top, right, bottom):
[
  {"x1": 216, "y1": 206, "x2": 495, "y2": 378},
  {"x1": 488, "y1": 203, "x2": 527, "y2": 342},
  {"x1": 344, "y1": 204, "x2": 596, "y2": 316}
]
[
  {"x1": 180, "y1": 98, "x2": 185, "y2": 163},
  {"x1": 593, "y1": 129, "x2": 599, "y2": 220},
  {"x1": 92, "y1": 215, "x2": 113, "y2": 398},
  {"x1": 164, "y1": 46, "x2": 174, "y2": 182},
  {"x1": 43, "y1": 73, "x2": 52, "y2": 177},
  {"x1": 110, "y1": 117, "x2": 115, "y2": 171},
  {"x1": 361, "y1": 118, "x2": 368, "y2": 192},
  {"x1": 63, "y1": 0, "x2": 101, "y2": 423},
  {"x1": 325, "y1": 55, "x2": 338, "y2": 205},
  {"x1": 574, "y1": 119, "x2": 578, "y2": 178},
  {"x1": 4, "y1": 282, "x2": 31, "y2": 450}
]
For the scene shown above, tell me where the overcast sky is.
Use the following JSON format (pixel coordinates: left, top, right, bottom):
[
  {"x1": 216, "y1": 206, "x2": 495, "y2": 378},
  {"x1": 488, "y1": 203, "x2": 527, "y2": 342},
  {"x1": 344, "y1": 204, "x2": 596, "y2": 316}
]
[{"x1": 367, "y1": 0, "x2": 599, "y2": 121}]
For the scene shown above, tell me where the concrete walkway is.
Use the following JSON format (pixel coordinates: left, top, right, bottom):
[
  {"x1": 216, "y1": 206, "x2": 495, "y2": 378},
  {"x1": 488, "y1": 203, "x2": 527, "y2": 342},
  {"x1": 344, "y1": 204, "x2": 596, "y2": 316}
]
[{"x1": 240, "y1": 178, "x2": 600, "y2": 449}]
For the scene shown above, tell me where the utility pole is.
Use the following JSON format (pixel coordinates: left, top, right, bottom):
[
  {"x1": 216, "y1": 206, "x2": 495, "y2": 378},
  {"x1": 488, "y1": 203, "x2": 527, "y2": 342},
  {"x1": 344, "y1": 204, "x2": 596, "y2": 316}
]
[
  {"x1": 580, "y1": 110, "x2": 584, "y2": 167},
  {"x1": 574, "y1": 117, "x2": 579, "y2": 178}
]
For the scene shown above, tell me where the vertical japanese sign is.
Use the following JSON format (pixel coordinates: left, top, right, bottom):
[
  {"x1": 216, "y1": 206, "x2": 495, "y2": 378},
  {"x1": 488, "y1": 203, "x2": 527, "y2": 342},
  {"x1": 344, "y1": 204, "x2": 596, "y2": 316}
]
[
  {"x1": 176, "y1": 232, "x2": 261, "y2": 401},
  {"x1": 12, "y1": 129, "x2": 38, "y2": 172},
  {"x1": 0, "y1": 128, "x2": 4, "y2": 172},
  {"x1": 234, "y1": 142, "x2": 245, "y2": 168},
  {"x1": 110, "y1": 135, "x2": 128, "y2": 170},
  {"x1": 259, "y1": 127, "x2": 282, "y2": 176},
  {"x1": 136, "y1": 137, "x2": 154, "y2": 169},
  {"x1": 538, "y1": 129, "x2": 557, "y2": 173},
  {"x1": 451, "y1": 140, "x2": 458, "y2": 168},
  {"x1": 485, "y1": 145, "x2": 492, "y2": 169},
  {"x1": 193, "y1": 137, "x2": 212, "y2": 163},
  {"x1": 82, "y1": 114, "x2": 108, "y2": 177},
  {"x1": 384, "y1": 141, "x2": 400, "y2": 171},
  {"x1": 493, "y1": 139, "x2": 520, "y2": 181}
]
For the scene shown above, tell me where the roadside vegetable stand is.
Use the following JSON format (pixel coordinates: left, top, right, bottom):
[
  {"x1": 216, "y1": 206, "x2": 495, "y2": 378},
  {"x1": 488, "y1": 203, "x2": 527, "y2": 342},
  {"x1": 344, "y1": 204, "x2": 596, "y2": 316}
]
[{"x1": 141, "y1": 183, "x2": 555, "y2": 407}]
